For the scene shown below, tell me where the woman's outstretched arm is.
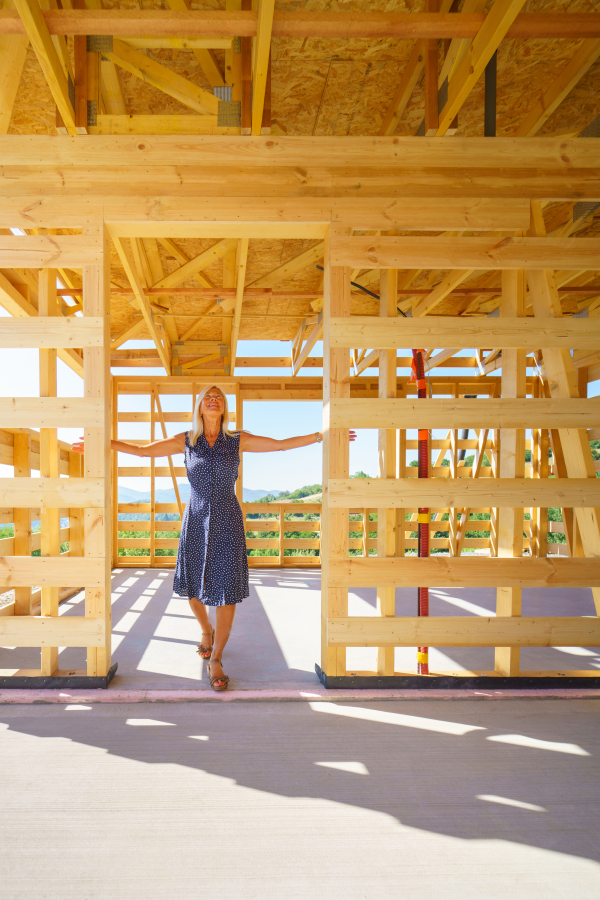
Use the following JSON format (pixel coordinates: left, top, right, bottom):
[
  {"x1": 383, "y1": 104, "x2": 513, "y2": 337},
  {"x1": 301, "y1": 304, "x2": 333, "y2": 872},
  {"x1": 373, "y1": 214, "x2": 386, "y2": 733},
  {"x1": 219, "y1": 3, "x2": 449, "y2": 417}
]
[
  {"x1": 240, "y1": 430, "x2": 355, "y2": 453},
  {"x1": 72, "y1": 433, "x2": 186, "y2": 457}
]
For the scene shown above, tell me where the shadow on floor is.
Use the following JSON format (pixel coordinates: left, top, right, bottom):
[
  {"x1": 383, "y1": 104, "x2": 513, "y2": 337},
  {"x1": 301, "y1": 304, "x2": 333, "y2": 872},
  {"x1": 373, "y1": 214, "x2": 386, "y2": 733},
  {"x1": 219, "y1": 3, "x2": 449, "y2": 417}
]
[
  {"x1": 1, "y1": 568, "x2": 599, "y2": 686},
  {"x1": 1, "y1": 697, "x2": 599, "y2": 871}
]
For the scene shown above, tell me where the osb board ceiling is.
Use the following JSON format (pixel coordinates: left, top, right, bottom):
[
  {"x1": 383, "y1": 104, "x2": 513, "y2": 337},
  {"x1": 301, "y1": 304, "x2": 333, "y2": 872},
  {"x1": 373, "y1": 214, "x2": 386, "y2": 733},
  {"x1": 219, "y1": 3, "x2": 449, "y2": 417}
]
[{"x1": 7, "y1": 0, "x2": 600, "y2": 138}]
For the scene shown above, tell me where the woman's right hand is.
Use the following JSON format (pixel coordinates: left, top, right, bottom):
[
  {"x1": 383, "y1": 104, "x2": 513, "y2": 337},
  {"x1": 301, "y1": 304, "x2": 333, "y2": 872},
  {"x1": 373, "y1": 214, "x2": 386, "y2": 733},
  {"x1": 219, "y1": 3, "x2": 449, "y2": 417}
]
[{"x1": 72, "y1": 435, "x2": 84, "y2": 455}]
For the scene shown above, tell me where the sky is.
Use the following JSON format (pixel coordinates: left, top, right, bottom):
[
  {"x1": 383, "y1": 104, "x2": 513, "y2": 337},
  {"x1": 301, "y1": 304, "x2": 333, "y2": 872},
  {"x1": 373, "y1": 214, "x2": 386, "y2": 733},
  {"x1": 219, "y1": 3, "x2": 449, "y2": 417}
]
[{"x1": 2, "y1": 306, "x2": 595, "y2": 494}]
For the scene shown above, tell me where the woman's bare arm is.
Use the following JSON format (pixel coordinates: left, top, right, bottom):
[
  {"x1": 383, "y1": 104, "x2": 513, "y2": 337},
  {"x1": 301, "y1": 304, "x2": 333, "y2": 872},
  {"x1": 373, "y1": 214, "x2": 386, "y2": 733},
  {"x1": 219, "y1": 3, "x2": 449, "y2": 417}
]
[
  {"x1": 239, "y1": 431, "x2": 355, "y2": 453},
  {"x1": 72, "y1": 433, "x2": 186, "y2": 457}
]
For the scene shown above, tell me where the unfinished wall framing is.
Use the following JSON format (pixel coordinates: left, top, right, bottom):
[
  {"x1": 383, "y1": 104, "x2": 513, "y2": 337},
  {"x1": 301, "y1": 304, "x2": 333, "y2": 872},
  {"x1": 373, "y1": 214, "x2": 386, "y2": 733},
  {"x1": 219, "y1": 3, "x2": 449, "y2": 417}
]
[{"x1": 0, "y1": 133, "x2": 599, "y2": 684}]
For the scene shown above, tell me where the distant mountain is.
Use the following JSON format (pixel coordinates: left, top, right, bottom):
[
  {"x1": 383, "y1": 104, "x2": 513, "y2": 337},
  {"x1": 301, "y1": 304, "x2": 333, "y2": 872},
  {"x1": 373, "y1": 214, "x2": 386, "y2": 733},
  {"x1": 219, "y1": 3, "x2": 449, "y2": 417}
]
[{"x1": 118, "y1": 485, "x2": 282, "y2": 504}]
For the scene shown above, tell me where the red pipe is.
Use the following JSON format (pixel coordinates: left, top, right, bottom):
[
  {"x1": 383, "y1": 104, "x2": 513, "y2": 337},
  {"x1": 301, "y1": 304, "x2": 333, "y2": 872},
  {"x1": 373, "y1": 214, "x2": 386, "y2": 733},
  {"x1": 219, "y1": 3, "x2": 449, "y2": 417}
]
[{"x1": 411, "y1": 349, "x2": 429, "y2": 676}]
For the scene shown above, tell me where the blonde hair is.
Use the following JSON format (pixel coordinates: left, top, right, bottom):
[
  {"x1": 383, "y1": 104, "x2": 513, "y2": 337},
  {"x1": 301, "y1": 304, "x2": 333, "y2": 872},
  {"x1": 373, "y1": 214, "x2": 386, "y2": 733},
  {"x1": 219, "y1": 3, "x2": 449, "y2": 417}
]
[{"x1": 189, "y1": 385, "x2": 235, "y2": 447}]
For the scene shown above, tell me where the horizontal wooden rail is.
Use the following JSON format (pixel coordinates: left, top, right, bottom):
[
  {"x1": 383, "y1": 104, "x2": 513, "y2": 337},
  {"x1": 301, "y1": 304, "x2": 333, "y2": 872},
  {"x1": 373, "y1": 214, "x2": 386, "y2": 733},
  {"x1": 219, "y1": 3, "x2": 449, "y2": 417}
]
[
  {"x1": 328, "y1": 616, "x2": 600, "y2": 647},
  {"x1": 327, "y1": 557, "x2": 600, "y2": 588},
  {"x1": 0, "y1": 398, "x2": 104, "y2": 429},
  {"x1": 0, "y1": 615, "x2": 106, "y2": 647},
  {"x1": 329, "y1": 317, "x2": 600, "y2": 350},
  {"x1": 0, "y1": 478, "x2": 104, "y2": 508},
  {"x1": 328, "y1": 478, "x2": 599, "y2": 509},
  {"x1": 0, "y1": 11, "x2": 598, "y2": 39},
  {"x1": 0, "y1": 236, "x2": 103, "y2": 268},
  {"x1": 0, "y1": 557, "x2": 105, "y2": 587},
  {"x1": 0, "y1": 318, "x2": 104, "y2": 348},
  {"x1": 329, "y1": 237, "x2": 600, "y2": 270},
  {"x1": 330, "y1": 398, "x2": 600, "y2": 429}
]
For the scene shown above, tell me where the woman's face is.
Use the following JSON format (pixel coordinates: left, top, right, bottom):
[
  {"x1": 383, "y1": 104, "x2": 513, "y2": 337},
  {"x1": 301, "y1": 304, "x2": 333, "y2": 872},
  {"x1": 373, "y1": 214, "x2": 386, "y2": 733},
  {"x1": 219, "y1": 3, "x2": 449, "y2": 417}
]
[{"x1": 201, "y1": 389, "x2": 225, "y2": 417}]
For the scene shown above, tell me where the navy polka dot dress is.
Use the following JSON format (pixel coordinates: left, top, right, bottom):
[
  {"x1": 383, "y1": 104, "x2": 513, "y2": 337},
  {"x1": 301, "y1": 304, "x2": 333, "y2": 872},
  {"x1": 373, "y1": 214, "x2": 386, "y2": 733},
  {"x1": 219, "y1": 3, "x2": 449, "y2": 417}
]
[{"x1": 173, "y1": 430, "x2": 249, "y2": 606}]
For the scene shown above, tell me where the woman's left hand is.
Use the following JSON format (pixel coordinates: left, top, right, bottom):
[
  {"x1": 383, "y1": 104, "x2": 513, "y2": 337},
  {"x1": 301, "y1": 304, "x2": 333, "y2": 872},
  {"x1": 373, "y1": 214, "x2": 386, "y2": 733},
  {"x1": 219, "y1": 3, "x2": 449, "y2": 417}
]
[{"x1": 349, "y1": 430, "x2": 357, "y2": 442}]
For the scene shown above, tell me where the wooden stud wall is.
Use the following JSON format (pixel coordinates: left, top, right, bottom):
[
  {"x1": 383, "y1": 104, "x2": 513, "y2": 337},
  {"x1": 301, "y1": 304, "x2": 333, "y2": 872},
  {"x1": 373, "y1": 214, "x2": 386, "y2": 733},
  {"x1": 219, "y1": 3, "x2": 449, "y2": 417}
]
[{"x1": 0, "y1": 233, "x2": 112, "y2": 677}]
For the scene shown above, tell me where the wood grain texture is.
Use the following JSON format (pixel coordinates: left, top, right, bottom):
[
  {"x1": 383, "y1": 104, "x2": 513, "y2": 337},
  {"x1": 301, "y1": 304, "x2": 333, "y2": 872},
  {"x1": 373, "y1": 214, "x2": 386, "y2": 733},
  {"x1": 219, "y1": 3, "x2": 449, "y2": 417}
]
[
  {"x1": 0, "y1": 318, "x2": 104, "y2": 348},
  {"x1": 330, "y1": 398, "x2": 600, "y2": 430},
  {"x1": 330, "y1": 236, "x2": 600, "y2": 270},
  {"x1": 330, "y1": 317, "x2": 600, "y2": 350},
  {"x1": 328, "y1": 478, "x2": 600, "y2": 509},
  {"x1": 0, "y1": 615, "x2": 106, "y2": 646},
  {"x1": 328, "y1": 614, "x2": 600, "y2": 647},
  {"x1": 327, "y1": 556, "x2": 600, "y2": 589},
  {"x1": 0, "y1": 477, "x2": 105, "y2": 508}
]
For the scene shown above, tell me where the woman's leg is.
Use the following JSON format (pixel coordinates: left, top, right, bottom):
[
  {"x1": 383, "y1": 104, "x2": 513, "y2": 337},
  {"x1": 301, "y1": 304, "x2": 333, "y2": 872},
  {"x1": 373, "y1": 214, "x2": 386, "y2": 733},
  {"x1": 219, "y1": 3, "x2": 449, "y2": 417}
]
[
  {"x1": 210, "y1": 604, "x2": 236, "y2": 685},
  {"x1": 188, "y1": 597, "x2": 212, "y2": 638}
]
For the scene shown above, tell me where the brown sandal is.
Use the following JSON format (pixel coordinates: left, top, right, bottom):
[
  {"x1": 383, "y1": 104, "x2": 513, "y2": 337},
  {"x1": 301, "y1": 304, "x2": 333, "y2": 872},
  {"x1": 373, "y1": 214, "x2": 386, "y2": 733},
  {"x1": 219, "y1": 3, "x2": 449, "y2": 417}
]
[
  {"x1": 207, "y1": 658, "x2": 229, "y2": 692},
  {"x1": 196, "y1": 629, "x2": 214, "y2": 660}
]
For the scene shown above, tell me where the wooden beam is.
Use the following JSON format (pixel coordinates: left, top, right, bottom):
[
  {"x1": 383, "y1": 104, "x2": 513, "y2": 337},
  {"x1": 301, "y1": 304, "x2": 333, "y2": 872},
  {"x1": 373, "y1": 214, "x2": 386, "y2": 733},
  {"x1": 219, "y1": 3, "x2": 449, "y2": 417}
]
[
  {"x1": 0, "y1": 397, "x2": 103, "y2": 428},
  {"x1": 230, "y1": 238, "x2": 249, "y2": 370},
  {"x1": 412, "y1": 269, "x2": 475, "y2": 317},
  {"x1": 376, "y1": 268, "x2": 397, "y2": 676},
  {"x1": 436, "y1": 0, "x2": 527, "y2": 135},
  {"x1": 330, "y1": 236, "x2": 600, "y2": 271},
  {"x1": 495, "y1": 268, "x2": 526, "y2": 677},
  {"x1": 38, "y1": 268, "x2": 59, "y2": 675},
  {"x1": 331, "y1": 317, "x2": 600, "y2": 351},
  {"x1": 113, "y1": 236, "x2": 170, "y2": 372},
  {"x1": 166, "y1": 0, "x2": 225, "y2": 88},
  {"x1": 0, "y1": 1, "x2": 28, "y2": 133},
  {"x1": 327, "y1": 557, "x2": 600, "y2": 590},
  {"x1": 251, "y1": 0, "x2": 274, "y2": 135},
  {"x1": 0, "y1": 614, "x2": 106, "y2": 646},
  {"x1": 12, "y1": 0, "x2": 76, "y2": 134},
  {"x1": 379, "y1": 39, "x2": 425, "y2": 136},
  {"x1": 322, "y1": 228, "x2": 351, "y2": 677},
  {"x1": 105, "y1": 38, "x2": 219, "y2": 115},
  {"x1": 152, "y1": 238, "x2": 237, "y2": 291},
  {"x1": 0, "y1": 476, "x2": 104, "y2": 507},
  {"x1": 514, "y1": 39, "x2": 600, "y2": 137},
  {"x1": 424, "y1": 0, "x2": 439, "y2": 135},
  {"x1": 0, "y1": 10, "x2": 598, "y2": 40},
  {"x1": 0, "y1": 235, "x2": 102, "y2": 268},
  {"x1": 0, "y1": 317, "x2": 103, "y2": 347},
  {"x1": 0, "y1": 135, "x2": 598, "y2": 172},
  {"x1": 89, "y1": 115, "x2": 240, "y2": 135},
  {"x1": 249, "y1": 242, "x2": 325, "y2": 290},
  {"x1": 328, "y1": 614, "x2": 600, "y2": 646},
  {"x1": 331, "y1": 398, "x2": 600, "y2": 430},
  {"x1": 328, "y1": 478, "x2": 600, "y2": 510},
  {"x1": 109, "y1": 317, "x2": 145, "y2": 350}
]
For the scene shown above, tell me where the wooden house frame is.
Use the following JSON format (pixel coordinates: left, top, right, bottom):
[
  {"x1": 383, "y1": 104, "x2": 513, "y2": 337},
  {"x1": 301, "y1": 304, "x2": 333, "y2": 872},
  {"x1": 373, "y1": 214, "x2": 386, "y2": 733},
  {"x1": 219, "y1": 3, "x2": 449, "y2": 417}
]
[{"x1": 1, "y1": 0, "x2": 600, "y2": 685}]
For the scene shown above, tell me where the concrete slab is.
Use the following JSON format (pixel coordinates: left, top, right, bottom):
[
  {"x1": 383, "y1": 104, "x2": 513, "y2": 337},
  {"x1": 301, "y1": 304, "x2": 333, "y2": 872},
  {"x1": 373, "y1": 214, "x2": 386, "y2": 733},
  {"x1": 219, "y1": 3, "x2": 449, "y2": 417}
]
[
  {"x1": 1, "y1": 698, "x2": 599, "y2": 899},
  {"x1": 1, "y1": 568, "x2": 599, "y2": 691}
]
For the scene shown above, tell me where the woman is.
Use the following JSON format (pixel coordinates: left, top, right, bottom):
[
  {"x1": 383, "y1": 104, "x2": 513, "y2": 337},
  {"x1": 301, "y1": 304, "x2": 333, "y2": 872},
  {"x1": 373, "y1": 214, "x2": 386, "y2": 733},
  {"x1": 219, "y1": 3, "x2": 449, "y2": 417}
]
[{"x1": 74, "y1": 385, "x2": 351, "y2": 692}]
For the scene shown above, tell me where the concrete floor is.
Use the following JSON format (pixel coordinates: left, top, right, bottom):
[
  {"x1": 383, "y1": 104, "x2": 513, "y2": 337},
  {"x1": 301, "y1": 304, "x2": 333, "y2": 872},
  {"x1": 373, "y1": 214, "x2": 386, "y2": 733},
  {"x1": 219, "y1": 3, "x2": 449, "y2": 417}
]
[
  {"x1": 1, "y1": 698, "x2": 599, "y2": 899},
  {"x1": 1, "y1": 567, "x2": 600, "y2": 687}
]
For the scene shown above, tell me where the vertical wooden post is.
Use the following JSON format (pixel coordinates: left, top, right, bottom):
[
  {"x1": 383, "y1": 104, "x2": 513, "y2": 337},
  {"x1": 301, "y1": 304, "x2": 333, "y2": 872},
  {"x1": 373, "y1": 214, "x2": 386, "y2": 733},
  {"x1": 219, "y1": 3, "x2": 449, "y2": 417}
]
[
  {"x1": 424, "y1": 0, "x2": 439, "y2": 135},
  {"x1": 395, "y1": 384, "x2": 406, "y2": 560},
  {"x1": 39, "y1": 269, "x2": 60, "y2": 675},
  {"x1": 68, "y1": 448, "x2": 83, "y2": 558},
  {"x1": 83, "y1": 226, "x2": 112, "y2": 676},
  {"x1": 376, "y1": 268, "x2": 397, "y2": 676},
  {"x1": 261, "y1": 50, "x2": 271, "y2": 133},
  {"x1": 495, "y1": 269, "x2": 526, "y2": 676},
  {"x1": 321, "y1": 226, "x2": 351, "y2": 676},
  {"x1": 448, "y1": 388, "x2": 458, "y2": 556},
  {"x1": 73, "y1": 0, "x2": 88, "y2": 133},
  {"x1": 13, "y1": 433, "x2": 31, "y2": 616},
  {"x1": 278, "y1": 505, "x2": 284, "y2": 567},
  {"x1": 87, "y1": 38, "x2": 100, "y2": 126},
  {"x1": 240, "y1": 0, "x2": 252, "y2": 135},
  {"x1": 150, "y1": 385, "x2": 156, "y2": 566},
  {"x1": 223, "y1": 247, "x2": 236, "y2": 374},
  {"x1": 111, "y1": 377, "x2": 119, "y2": 567},
  {"x1": 235, "y1": 385, "x2": 243, "y2": 506}
]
